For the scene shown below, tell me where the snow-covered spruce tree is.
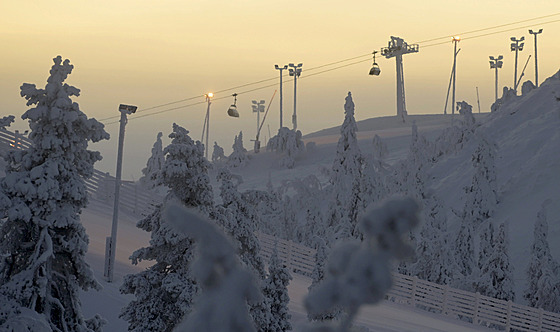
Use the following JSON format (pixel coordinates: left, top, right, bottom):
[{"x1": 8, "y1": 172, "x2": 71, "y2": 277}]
[
  {"x1": 476, "y1": 222, "x2": 515, "y2": 301},
  {"x1": 472, "y1": 220, "x2": 495, "y2": 294},
  {"x1": 120, "y1": 123, "x2": 214, "y2": 332},
  {"x1": 524, "y1": 201, "x2": 560, "y2": 312},
  {"x1": 216, "y1": 168, "x2": 265, "y2": 278},
  {"x1": 453, "y1": 221, "x2": 475, "y2": 291},
  {"x1": 279, "y1": 175, "x2": 328, "y2": 246},
  {"x1": 327, "y1": 92, "x2": 364, "y2": 240},
  {"x1": 263, "y1": 246, "x2": 292, "y2": 332},
  {"x1": 266, "y1": 127, "x2": 305, "y2": 169},
  {"x1": 307, "y1": 238, "x2": 341, "y2": 322},
  {"x1": 360, "y1": 137, "x2": 388, "y2": 213},
  {"x1": 453, "y1": 135, "x2": 498, "y2": 289},
  {"x1": 165, "y1": 204, "x2": 262, "y2": 332},
  {"x1": 462, "y1": 135, "x2": 499, "y2": 224},
  {"x1": 211, "y1": 141, "x2": 226, "y2": 163},
  {"x1": 242, "y1": 187, "x2": 284, "y2": 238},
  {"x1": 457, "y1": 101, "x2": 476, "y2": 133},
  {"x1": 0, "y1": 56, "x2": 109, "y2": 331},
  {"x1": 0, "y1": 115, "x2": 15, "y2": 130},
  {"x1": 227, "y1": 131, "x2": 249, "y2": 168},
  {"x1": 413, "y1": 194, "x2": 454, "y2": 285},
  {"x1": 215, "y1": 168, "x2": 271, "y2": 331},
  {"x1": 139, "y1": 131, "x2": 164, "y2": 189},
  {"x1": 303, "y1": 197, "x2": 420, "y2": 332}
]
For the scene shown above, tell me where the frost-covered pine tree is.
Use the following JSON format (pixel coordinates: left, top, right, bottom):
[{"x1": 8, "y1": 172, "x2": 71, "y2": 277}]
[
  {"x1": 139, "y1": 131, "x2": 164, "y2": 188},
  {"x1": 414, "y1": 194, "x2": 453, "y2": 285},
  {"x1": 327, "y1": 92, "x2": 364, "y2": 240},
  {"x1": 476, "y1": 222, "x2": 515, "y2": 301},
  {"x1": 524, "y1": 201, "x2": 560, "y2": 312},
  {"x1": 263, "y1": 246, "x2": 292, "y2": 332},
  {"x1": 120, "y1": 123, "x2": 214, "y2": 332},
  {"x1": 211, "y1": 141, "x2": 226, "y2": 163},
  {"x1": 227, "y1": 131, "x2": 249, "y2": 168},
  {"x1": 0, "y1": 56, "x2": 109, "y2": 331},
  {"x1": 165, "y1": 204, "x2": 262, "y2": 332}
]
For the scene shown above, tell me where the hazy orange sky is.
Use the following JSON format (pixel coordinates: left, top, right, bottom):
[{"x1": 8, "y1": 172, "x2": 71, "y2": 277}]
[{"x1": 2, "y1": 1, "x2": 559, "y2": 179}]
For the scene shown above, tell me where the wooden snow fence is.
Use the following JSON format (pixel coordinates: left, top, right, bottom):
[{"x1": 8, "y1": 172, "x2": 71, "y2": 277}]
[
  {"x1": 2, "y1": 128, "x2": 560, "y2": 331},
  {"x1": 256, "y1": 232, "x2": 316, "y2": 276},
  {"x1": 256, "y1": 232, "x2": 560, "y2": 332},
  {"x1": 387, "y1": 273, "x2": 560, "y2": 331},
  {"x1": 0, "y1": 128, "x2": 161, "y2": 217}
]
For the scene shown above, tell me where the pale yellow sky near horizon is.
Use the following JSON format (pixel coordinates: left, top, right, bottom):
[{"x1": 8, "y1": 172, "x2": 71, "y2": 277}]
[{"x1": 1, "y1": 0, "x2": 560, "y2": 179}]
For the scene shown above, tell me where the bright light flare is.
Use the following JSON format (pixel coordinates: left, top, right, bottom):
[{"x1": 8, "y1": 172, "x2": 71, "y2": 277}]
[
  {"x1": 207, "y1": 92, "x2": 214, "y2": 98},
  {"x1": 452, "y1": 36, "x2": 461, "y2": 41}
]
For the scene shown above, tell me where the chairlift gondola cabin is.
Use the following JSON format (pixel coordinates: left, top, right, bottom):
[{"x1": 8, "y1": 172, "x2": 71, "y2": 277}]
[
  {"x1": 227, "y1": 93, "x2": 240, "y2": 117},
  {"x1": 369, "y1": 51, "x2": 381, "y2": 76}
]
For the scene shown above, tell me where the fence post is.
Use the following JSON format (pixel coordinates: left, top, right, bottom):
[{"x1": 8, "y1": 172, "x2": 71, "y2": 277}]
[
  {"x1": 104, "y1": 172, "x2": 111, "y2": 203},
  {"x1": 538, "y1": 307, "x2": 544, "y2": 332},
  {"x1": 473, "y1": 292, "x2": 480, "y2": 325},
  {"x1": 411, "y1": 276, "x2": 418, "y2": 307},
  {"x1": 443, "y1": 284, "x2": 449, "y2": 315},
  {"x1": 286, "y1": 240, "x2": 293, "y2": 271},
  {"x1": 134, "y1": 182, "x2": 138, "y2": 214},
  {"x1": 506, "y1": 299, "x2": 512, "y2": 331}
]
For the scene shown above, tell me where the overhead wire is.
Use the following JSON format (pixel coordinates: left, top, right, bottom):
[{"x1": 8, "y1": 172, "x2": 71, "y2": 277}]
[{"x1": 100, "y1": 13, "x2": 560, "y2": 125}]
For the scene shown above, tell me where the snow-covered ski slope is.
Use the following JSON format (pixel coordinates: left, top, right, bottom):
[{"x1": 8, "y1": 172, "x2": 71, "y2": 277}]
[
  {"x1": 79, "y1": 200, "x2": 493, "y2": 331},
  {"x1": 77, "y1": 72, "x2": 560, "y2": 331}
]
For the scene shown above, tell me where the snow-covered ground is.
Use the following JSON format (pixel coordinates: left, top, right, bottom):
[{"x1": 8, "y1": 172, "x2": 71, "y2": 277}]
[
  {"x1": 79, "y1": 200, "x2": 493, "y2": 331},
  {"x1": 73, "y1": 72, "x2": 560, "y2": 331}
]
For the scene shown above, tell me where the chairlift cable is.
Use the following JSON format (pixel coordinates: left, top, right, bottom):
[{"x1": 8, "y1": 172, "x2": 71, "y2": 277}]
[{"x1": 100, "y1": 14, "x2": 560, "y2": 125}]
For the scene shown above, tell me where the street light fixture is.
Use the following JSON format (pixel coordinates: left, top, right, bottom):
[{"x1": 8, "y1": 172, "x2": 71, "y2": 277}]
[
  {"x1": 275, "y1": 64, "x2": 288, "y2": 129},
  {"x1": 529, "y1": 29, "x2": 543, "y2": 87},
  {"x1": 105, "y1": 103, "x2": 137, "y2": 282},
  {"x1": 489, "y1": 55, "x2": 504, "y2": 102},
  {"x1": 510, "y1": 36, "x2": 525, "y2": 92},
  {"x1": 288, "y1": 63, "x2": 303, "y2": 130}
]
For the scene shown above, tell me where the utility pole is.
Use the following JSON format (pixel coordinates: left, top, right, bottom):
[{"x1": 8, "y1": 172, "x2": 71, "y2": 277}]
[
  {"x1": 381, "y1": 36, "x2": 419, "y2": 121},
  {"x1": 201, "y1": 93, "x2": 213, "y2": 159},
  {"x1": 489, "y1": 55, "x2": 503, "y2": 102},
  {"x1": 275, "y1": 64, "x2": 288, "y2": 128},
  {"x1": 510, "y1": 36, "x2": 525, "y2": 93},
  {"x1": 529, "y1": 29, "x2": 543, "y2": 87},
  {"x1": 288, "y1": 63, "x2": 302, "y2": 130},
  {"x1": 451, "y1": 36, "x2": 460, "y2": 115},
  {"x1": 104, "y1": 103, "x2": 137, "y2": 283},
  {"x1": 476, "y1": 87, "x2": 481, "y2": 114}
]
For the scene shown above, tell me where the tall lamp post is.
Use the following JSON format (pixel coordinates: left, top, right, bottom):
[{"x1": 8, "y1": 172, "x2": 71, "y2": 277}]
[
  {"x1": 510, "y1": 36, "x2": 525, "y2": 93},
  {"x1": 489, "y1": 55, "x2": 504, "y2": 102},
  {"x1": 104, "y1": 103, "x2": 137, "y2": 283},
  {"x1": 252, "y1": 99, "x2": 265, "y2": 152},
  {"x1": 288, "y1": 63, "x2": 303, "y2": 130},
  {"x1": 275, "y1": 64, "x2": 288, "y2": 129},
  {"x1": 201, "y1": 92, "x2": 213, "y2": 159},
  {"x1": 451, "y1": 36, "x2": 461, "y2": 115},
  {"x1": 529, "y1": 29, "x2": 543, "y2": 87}
]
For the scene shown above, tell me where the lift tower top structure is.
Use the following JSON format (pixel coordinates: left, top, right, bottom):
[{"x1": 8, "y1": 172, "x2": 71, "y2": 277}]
[{"x1": 381, "y1": 36, "x2": 419, "y2": 121}]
